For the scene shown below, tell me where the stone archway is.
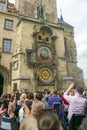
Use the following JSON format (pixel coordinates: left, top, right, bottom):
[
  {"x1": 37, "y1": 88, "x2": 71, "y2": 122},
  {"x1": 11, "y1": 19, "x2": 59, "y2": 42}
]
[
  {"x1": 0, "y1": 74, "x2": 4, "y2": 96},
  {"x1": 0, "y1": 65, "x2": 10, "y2": 95}
]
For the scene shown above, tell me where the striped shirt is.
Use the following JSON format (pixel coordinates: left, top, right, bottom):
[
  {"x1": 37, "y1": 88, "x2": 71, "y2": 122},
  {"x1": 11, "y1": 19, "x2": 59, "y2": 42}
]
[
  {"x1": 64, "y1": 92, "x2": 87, "y2": 120},
  {"x1": 1, "y1": 115, "x2": 11, "y2": 130}
]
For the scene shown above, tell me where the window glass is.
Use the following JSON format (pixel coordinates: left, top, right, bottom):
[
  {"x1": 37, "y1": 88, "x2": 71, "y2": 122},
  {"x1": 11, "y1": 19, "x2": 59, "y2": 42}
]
[
  {"x1": 0, "y1": 2, "x2": 6, "y2": 11},
  {"x1": 4, "y1": 19, "x2": 13, "y2": 30},
  {"x1": 3, "y1": 39, "x2": 11, "y2": 52},
  {"x1": 13, "y1": 83, "x2": 17, "y2": 90},
  {"x1": 0, "y1": 2, "x2": 3, "y2": 11}
]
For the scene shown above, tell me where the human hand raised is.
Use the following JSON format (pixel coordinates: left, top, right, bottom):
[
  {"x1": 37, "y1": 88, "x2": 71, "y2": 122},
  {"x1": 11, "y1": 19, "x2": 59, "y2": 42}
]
[
  {"x1": 66, "y1": 82, "x2": 75, "y2": 93},
  {"x1": 69, "y1": 83, "x2": 75, "y2": 90}
]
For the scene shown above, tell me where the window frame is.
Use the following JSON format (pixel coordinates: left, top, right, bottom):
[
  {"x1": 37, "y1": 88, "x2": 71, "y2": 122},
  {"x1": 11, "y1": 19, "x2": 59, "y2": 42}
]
[
  {"x1": 2, "y1": 38, "x2": 12, "y2": 53},
  {"x1": 4, "y1": 19, "x2": 13, "y2": 30}
]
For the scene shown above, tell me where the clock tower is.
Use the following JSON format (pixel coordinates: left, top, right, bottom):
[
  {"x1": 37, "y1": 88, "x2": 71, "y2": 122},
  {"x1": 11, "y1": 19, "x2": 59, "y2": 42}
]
[
  {"x1": 15, "y1": 0, "x2": 58, "y2": 23},
  {"x1": 11, "y1": 0, "x2": 84, "y2": 92}
]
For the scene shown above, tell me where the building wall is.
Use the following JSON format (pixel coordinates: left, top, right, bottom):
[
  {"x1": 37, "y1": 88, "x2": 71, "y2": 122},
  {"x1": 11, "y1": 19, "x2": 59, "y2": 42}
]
[
  {"x1": 0, "y1": 11, "x2": 18, "y2": 94},
  {"x1": 0, "y1": 13, "x2": 18, "y2": 69}
]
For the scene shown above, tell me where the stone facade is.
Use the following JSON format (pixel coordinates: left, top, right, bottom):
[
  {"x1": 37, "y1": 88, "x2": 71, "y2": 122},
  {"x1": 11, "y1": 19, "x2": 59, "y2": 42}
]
[
  {"x1": 15, "y1": 0, "x2": 57, "y2": 23},
  {"x1": 0, "y1": 0, "x2": 84, "y2": 95}
]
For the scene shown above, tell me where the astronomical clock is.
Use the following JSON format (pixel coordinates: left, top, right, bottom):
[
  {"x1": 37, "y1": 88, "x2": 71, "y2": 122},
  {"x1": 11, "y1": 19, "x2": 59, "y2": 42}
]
[{"x1": 27, "y1": 25, "x2": 57, "y2": 88}]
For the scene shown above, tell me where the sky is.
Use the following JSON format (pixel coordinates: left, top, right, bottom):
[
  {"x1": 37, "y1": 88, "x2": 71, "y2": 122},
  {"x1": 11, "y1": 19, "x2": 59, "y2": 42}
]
[
  {"x1": 57, "y1": 0, "x2": 87, "y2": 80},
  {"x1": 9, "y1": 0, "x2": 87, "y2": 79}
]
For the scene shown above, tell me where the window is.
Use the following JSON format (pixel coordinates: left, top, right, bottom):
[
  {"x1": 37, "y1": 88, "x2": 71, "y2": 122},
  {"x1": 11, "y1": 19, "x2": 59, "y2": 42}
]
[
  {"x1": 46, "y1": 37, "x2": 49, "y2": 42},
  {"x1": 64, "y1": 38, "x2": 69, "y2": 58},
  {"x1": 0, "y1": 1, "x2": 6, "y2": 11},
  {"x1": 4, "y1": 19, "x2": 13, "y2": 30},
  {"x1": 38, "y1": 35, "x2": 42, "y2": 40},
  {"x1": 2, "y1": 39, "x2": 12, "y2": 52},
  {"x1": 13, "y1": 83, "x2": 17, "y2": 91}
]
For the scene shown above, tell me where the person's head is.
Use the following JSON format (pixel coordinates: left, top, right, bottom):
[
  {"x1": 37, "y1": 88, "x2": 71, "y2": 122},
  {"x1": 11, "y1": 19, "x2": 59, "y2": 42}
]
[
  {"x1": 1, "y1": 100, "x2": 14, "y2": 116},
  {"x1": 31, "y1": 100, "x2": 43, "y2": 116},
  {"x1": 53, "y1": 90, "x2": 58, "y2": 95},
  {"x1": 23, "y1": 100, "x2": 32, "y2": 116},
  {"x1": 74, "y1": 86, "x2": 84, "y2": 95},
  {"x1": 43, "y1": 89, "x2": 50, "y2": 95},
  {"x1": 26, "y1": 93, "x2": 34, "y2": 100},
  {"x1": 73, "y1": 82, "x2": 84, "y2": 95},
  {"x1": 78, "y1": 116, "x2": 87, "y2": 130},
  {"x1": 1, "y1": 100, "x2": 9, "y2": 110},
  {"x1": 25, "y1": 100, "x2": 32, "y2": 111},
  {"x1": 35, "y1": 91, "x2": 43, "y2": 101},
  {"x1": 38, "y1": 109, "x2": 60, "y2": 130},
  {"x1": 20, "y1": 93, "x2": 26, "y2": 103},
  {"x1": 15, "y1": 92, "x2": 21, "y2": 100}
]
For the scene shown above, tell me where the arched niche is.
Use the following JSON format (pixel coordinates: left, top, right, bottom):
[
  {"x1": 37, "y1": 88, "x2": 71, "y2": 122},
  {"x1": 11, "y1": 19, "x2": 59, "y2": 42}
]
[
  {"x1": 39, "y1": 25, "x2": 57, "y2": 41},
  {"x1": 0, "y1": 65, "x2": 10, "y2": 94}
]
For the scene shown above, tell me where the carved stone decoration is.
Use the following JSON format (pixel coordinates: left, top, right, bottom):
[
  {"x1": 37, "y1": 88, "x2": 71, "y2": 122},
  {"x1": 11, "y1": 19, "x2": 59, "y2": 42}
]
[
  {"x1": 26, "y1": 49, "x2": 36, "y2": 66},
  {"x1": 32, "y1": 25, "x2": 57, "y2": 86}
]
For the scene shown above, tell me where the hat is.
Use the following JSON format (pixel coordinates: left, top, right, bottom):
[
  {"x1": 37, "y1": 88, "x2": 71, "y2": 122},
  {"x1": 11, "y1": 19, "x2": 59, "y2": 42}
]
[{"x1": 31, "y1": 100, "x2": 43, "y2": 115}]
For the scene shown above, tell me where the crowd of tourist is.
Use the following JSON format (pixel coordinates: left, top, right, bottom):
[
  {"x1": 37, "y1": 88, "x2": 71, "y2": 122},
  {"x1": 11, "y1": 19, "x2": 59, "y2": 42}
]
[{"x1": 0, "y1": 82, "x2": 87, "y2": 130}]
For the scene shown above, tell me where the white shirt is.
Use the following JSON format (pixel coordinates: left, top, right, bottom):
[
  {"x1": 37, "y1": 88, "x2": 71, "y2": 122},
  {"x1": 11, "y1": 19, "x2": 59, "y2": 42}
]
[
  {"x1": 64, "y1": 92, "x2": 87, "y2": 120},
  {"x1": 18, "y1": 107, "x2": 25, "y2": 123}
]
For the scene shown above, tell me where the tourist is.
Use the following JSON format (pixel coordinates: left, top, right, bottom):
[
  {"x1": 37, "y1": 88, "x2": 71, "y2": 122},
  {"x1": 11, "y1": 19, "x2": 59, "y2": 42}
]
[
  {"x1": 38, "y1": 109, "x2": 63, "y2": 130},
  {"x1": 48, "y1": 90, "x2": 67, "y2": 130},
  {"x1": 63, "y1": 83, "x2": 87, "y2": 121}
]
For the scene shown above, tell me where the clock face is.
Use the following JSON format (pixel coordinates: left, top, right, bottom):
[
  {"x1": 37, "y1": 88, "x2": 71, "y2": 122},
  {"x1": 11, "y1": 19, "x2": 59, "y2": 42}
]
[
  {"x1": 37, "y1": 46, "x2": 52, "y2": 63},
  {"x1": 39, "y1": 67, "x2": 54, "y2": 83}
]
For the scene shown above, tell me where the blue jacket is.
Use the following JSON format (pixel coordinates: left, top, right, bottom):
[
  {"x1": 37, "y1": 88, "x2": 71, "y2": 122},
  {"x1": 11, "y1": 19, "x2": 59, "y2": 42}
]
[{"x1": 49, "y1": 95, "x2": 64, "y2": 118}]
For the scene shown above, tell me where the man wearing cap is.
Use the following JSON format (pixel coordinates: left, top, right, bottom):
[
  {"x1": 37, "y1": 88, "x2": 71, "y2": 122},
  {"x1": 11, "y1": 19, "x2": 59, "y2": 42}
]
[{"x1": 63, "y1": 83, "x2": 87, "y2": 121}]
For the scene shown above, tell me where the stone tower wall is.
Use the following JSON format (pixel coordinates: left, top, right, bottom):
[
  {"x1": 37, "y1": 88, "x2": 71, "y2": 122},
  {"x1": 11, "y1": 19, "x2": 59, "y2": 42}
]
[{"x1": 15, "y1": 0, "x2": 57, "y2": 23}]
